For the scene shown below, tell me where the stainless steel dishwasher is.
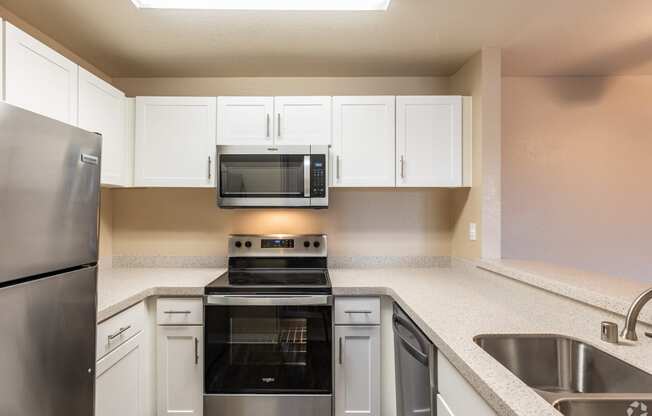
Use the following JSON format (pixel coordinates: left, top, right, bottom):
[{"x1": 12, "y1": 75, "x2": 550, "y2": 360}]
[{"x1": 393, "y1": 303, "x2": 437, "y2": 416}]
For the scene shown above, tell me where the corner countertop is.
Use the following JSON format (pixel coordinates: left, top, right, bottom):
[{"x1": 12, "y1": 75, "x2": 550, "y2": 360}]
[
  {"x1": 97, "y1": 263, "x2": 652, "y2": 416},
  {"x1": 97, "y1": 267, "x2": 225, "y2": 322}
]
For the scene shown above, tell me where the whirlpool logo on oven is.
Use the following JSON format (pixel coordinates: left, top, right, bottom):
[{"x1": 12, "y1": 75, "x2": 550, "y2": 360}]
[{"x1": 261, "y1": 377, "x2": 276, "y2": 384}]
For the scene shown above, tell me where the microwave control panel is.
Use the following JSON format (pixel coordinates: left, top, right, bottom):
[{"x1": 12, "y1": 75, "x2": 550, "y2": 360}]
[{"x1": 310, "y1": 155, "x2": 326, "y2": 198}]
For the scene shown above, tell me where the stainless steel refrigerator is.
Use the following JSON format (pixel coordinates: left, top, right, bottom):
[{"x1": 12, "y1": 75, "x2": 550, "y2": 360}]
[{"x1": 0, "y1": 102, "x2": 101, "y2": 416}]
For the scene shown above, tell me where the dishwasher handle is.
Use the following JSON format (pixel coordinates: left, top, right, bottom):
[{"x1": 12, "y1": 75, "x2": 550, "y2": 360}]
[{"x1": 393, "y1": 315, "x2": 429, "y2": 365}]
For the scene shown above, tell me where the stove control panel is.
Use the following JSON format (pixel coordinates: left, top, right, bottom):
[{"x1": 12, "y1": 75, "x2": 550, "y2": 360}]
[{"x1": 229, "y1": 235, "x2": 327, "y2": 257}]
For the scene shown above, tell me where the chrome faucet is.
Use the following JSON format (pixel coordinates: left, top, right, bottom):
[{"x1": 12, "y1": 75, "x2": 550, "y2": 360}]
[{"x1": 621, "y1": 288, "x2": 652, "y2": 341}]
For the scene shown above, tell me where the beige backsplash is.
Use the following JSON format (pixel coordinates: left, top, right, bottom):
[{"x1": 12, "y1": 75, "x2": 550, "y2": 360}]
[{"x1": 104, "y1": 187, "x2": 454, "y2": 259}]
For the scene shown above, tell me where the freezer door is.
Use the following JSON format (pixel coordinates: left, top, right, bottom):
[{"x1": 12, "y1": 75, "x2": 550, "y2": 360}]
[
  {"x1": 0, "y1": 102, "x2": 101, "y2": 284},
  {"x1": 0, "y1": 266, "x2": 97, "y2": 416}
]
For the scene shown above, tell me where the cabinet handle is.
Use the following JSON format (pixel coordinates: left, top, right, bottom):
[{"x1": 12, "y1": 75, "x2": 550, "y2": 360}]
[
  {"x1": 194, "y1": 337, "x2": 199, "y2": 365},
  {"x1": 163, "y1": 310, "x2": 192, "y2": 314},
  {"x1": 266, "y1": 114, "x2": 270, "y2": 138},
  {"x1": 336, "y1": 156, "x2": 341, "y2": 180},
  {"x1": 107, "y1": 325, "x2": 131, "y2": 341},
  {"x1": 207, "y1": 156, "x2": 212, "y2": 180},
  {"x1": 344, "y1": 310, "x2": 373, "y2": 314},
  {"x1": 338, "y1": 337, "x2": 343, "y2": 365},
  {"x1": 400, "y1": 155, "x2": 405, "y2": 179},
  {"x1": 277, "y1": 113, "x2": 281, "y2": 138}
]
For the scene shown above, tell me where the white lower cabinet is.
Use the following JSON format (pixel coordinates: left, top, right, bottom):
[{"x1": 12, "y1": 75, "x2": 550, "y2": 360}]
[
  {"x1": 437, "y1": 352, "x2": 497, "y2": 416},
  {"x1": 334, "y1": 325, "x2": 381, "y2": 416},
  {"x1": 436, "y1": 394, "x2": 454, "y2": 416},
  {"x1": 157, "y1": 325, "x2": 203, "y2": 416},
  {"x1": 96, "y1": 332, "x2": 146, "y2": 416}
]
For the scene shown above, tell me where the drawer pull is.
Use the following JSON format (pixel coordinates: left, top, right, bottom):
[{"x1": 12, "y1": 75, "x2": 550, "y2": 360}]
[
  {"x1": 195, "y1": 337, "x2": 199, "y2": 365},
  {"x1": 344, "y1": 310, "x2": 373, "y2": 314},
  {"x1": 107, "y1": 325, "x2": 131, "y2": 341},
  {"x1": 164, "y1": 310, "x2": 192, "y2": 314}
]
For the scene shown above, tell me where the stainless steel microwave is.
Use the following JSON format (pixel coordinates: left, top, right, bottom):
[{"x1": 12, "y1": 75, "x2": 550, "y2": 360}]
[{"x1": 216, "y1": 145, "x2": 328, "y2": 208}]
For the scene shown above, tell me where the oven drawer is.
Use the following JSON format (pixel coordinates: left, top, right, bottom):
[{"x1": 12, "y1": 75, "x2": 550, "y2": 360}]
[
  {"x1": 334, "y1": 296, "x2": 380, "y2": 325},
  {"x1": 204, "y1": 394, "x2": 332, "y2": 416},
  {"x1": 96, "y1": 301, "x2": 145, "y2": 360},
  {"x1": 156, "y1": 297, "x2": 203, "y2": 325}
]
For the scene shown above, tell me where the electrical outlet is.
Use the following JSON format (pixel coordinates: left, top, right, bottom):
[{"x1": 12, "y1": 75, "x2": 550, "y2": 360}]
[{"x1": 468, "y1": 222, "x2": 477, "y2": 241}]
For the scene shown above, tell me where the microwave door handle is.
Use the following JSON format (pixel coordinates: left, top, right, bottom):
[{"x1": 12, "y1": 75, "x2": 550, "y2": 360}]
[{"x1": 304, "y1": 155, "x2": 311, "y2": 197}]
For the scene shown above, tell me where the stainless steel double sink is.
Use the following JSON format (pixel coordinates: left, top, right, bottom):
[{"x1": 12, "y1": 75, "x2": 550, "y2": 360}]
[{"x1": 474, "y1": 334, "x2": 652, "y2": 416}]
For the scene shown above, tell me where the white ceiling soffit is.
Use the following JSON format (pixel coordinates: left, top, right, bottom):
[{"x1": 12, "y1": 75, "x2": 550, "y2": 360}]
[{"x1": 130, "y1": 0, "x2": 392, "y2": 11}]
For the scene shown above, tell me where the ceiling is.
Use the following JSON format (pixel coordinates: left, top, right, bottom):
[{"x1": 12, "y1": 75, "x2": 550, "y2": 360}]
[{"x1": 2, "y1": 0, "x2": 652, "y2": 77}]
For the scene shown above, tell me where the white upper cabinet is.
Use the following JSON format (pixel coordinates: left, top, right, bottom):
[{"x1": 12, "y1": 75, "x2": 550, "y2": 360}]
[
  {"x1": 4, "y1": 22, "x2": 78, "y2": 125},
  {"x1": 78, "y1": 68, "x2": 128, "y2": 186},
  {"x1": 217, "y1": 97, "x2": 273, "y2": 145},
  {"x1": 332, "y1": 96, "x2": 395, "y2": 187},
  {"x1": 396, "y1": 96, "x2": 463, "y2": 187},
  {"x1": 274, "y1": 96, "x2": 331, "y2": 145},
  {"x1": 135, "y1": 97, "x2": 217, "y2": 187}
]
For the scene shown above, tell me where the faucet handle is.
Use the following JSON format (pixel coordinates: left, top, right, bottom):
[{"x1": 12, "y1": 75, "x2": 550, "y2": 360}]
[{"x1": 601, "y1": 321, "x2": 619, "y2": 344}]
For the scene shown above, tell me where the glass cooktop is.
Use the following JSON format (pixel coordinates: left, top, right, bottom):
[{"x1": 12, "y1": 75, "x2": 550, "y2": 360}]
[{"x1": 228, "y1": 269, "x2": 328, "y2": 286}]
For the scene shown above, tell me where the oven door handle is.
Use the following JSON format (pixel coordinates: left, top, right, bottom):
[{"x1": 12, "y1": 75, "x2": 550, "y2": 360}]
[{"x1": 204, "y1": 294, "x2": 332, "y2": 306}]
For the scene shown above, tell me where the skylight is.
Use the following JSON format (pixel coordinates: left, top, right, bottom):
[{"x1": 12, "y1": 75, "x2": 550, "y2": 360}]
[{"x1": 130, "y1": 0, "x2": 391, "y2": 11}]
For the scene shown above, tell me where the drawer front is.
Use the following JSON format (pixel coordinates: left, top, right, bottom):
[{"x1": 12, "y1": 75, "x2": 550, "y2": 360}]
[
  {"x1": 96, "y1": 301, "x2": 145, "y2": 360},
  {"x1": 156, "y1": 297, "x2": 203, "y2": 325},
  {"x1": 334, "y1": 296, "x2": 380, "y2": 325},
  {"x1": 437, "y1": 394, "x2": 454, "y2": 416},
  {"x1": 437, "y1": 352, "x2": 497, "y2": 416}
]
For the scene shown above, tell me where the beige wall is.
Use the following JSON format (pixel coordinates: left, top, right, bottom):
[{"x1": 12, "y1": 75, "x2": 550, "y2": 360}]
[
  {"x1": 449, "y1": 48, "x2": 502, "y2": 260},
  {"x1": 99, "y1": 189, "x2": 113, "y2": 261},
  {"x1": 0, "y1": 5, "x2": 112, "y2": 83},
  {"x1": 503, "y1": 76, "x2": 652, "y2": 282},
  {"x1": 112, "y1": 77, "x2": 450, "y2": 97},
  {"x1": 110, "y1": 188, "x2": 453, "y2": 258}
]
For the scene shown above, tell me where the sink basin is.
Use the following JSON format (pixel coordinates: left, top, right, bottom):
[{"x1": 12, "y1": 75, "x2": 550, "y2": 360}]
[
  {"x1": 473, "y1": 334, "x2": 652, "y2": 394},
  {"x1": 554, "y1": 398, "x2": 651, "y2": 416}
]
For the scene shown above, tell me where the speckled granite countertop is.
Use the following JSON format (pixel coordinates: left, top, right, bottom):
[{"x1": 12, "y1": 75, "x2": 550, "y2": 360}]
[
  {"x1": 97, "y1": 267, "x2": 225, "y2": 322},
  {"x1": 97, "y1": 264, "x2": 652, "y2": 416}
]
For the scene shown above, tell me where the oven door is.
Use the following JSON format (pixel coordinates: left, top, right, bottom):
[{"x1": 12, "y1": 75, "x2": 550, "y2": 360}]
[
  {"x1": 204, "y1": 295, "x2": 332, "y2": 395},
  {"x1": 217, "y1": 146, "x2": 312, "y2": 208}
]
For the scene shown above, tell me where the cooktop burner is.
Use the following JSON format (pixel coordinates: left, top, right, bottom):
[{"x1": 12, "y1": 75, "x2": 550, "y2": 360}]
[{"x1": 204, "y1": 234, "x2": 331, "y2": 295}]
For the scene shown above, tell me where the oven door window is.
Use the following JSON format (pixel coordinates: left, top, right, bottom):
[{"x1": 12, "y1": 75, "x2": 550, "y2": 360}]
[
  {"x1": 205, "y1": 305, "x2": 332, "y2": 394},
  {"x1": 219, "y1": 155, "x2": 306, "y2": 198}
]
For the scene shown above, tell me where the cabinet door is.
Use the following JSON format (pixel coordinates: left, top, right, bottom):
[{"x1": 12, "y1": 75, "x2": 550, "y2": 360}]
[
  {"x1": 396, "y1": 96, "x2": 462, "y2": 187},
  {"x1": 78, "y1": 68, "x2": 127, "y2": 186},
  {"x1": 135, "y1": 97, "x2": 217, "y2": 187},
  {"x1": 4, "y1": 22, "x2": 78, "y2": 125},
  {"x1": 332, "y1": 96, "x2": 395, "y2": 187},
  {"x1": 157, "y1": 326, "x2": 203, "y2": 416},
  {"x1": 335, "y1": 326, "x2": 380, "y2": 416},
  {"x1": 96, "y1": 332, "x2": 145, "y2": 416},
  {"x1": 217, "y1": 97, "x2": 273, "y2": 145},
  {"x1": 274, "y1": 96, "x2": 331, "y2": 145}
]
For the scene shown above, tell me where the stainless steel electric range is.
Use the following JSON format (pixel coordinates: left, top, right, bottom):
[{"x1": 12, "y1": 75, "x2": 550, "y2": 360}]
[{"x1": 203, "y1": 235, "x2": 332, "y2": 416}]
